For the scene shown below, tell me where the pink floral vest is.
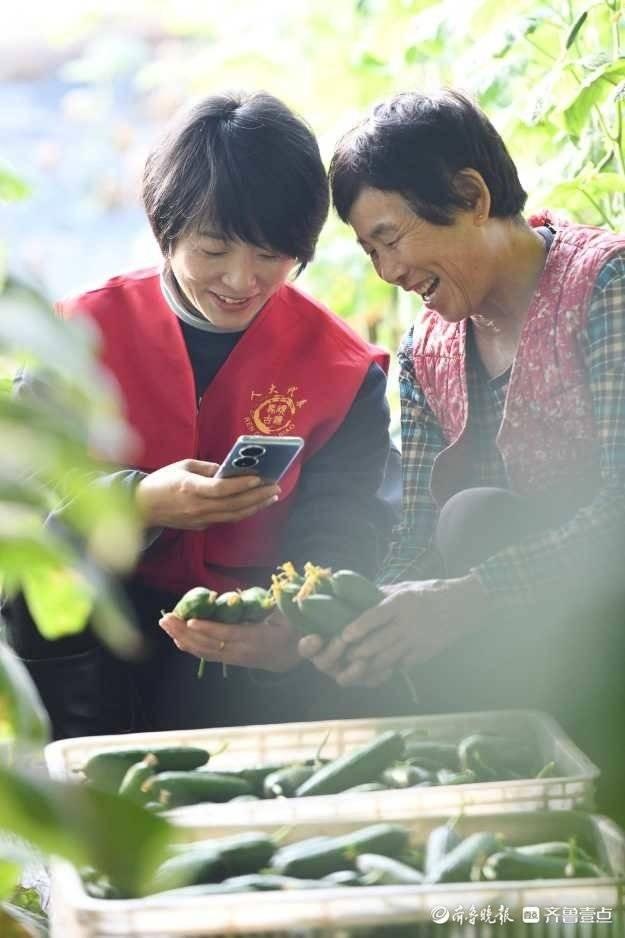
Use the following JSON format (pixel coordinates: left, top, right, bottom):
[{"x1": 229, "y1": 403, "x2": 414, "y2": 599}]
[{"x1": 412, "y1": 213, "x2": 625, "y2": 508}]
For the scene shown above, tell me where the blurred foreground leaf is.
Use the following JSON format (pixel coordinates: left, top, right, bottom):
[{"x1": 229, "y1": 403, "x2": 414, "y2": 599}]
[
  {"x1": 0, "y1": 766, "x2": 171, "y2": 896},
  {"x1": 0, "y1": 644, "x2": 50, "y2": 745}
]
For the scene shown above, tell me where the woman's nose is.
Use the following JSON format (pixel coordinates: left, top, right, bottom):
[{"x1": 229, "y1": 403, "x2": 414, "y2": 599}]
[{"x1": 221, "y1": 257, "x2": 258, "y2": 293}]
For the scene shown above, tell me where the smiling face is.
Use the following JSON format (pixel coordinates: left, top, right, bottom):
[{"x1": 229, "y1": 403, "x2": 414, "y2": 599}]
[
  {"x1": 348, "y1": 187, "x2": 493, "y2": 323},
  {"x1": 169, "y1": 231, "x2": 297, "y2": 330}
]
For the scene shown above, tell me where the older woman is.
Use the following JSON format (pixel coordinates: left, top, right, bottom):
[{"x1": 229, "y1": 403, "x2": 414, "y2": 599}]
[
  {"x1": 6, "y1": 90, "x2": 403, "y2": 737},
  {"x1": 301, "y1": 90, "x2": 625, "y2": 818}
]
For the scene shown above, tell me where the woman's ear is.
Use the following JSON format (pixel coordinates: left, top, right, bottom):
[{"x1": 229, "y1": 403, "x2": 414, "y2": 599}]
[{"x1": 453, "y1": 169, "x2": 491, "y2": 224}]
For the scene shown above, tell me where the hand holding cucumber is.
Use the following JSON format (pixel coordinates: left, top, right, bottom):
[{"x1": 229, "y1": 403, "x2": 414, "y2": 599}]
[
  {"x1": 159, "y1": 609, "x2": 301, "y2": 672},
  {"x1": 300, "y1": 576, "x2": 490, "y2": 687}
]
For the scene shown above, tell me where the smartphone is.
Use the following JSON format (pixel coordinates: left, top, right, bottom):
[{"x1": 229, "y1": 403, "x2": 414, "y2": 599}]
[{"x1": 215, "y1": 435, "x2": 305, "y2": 483}]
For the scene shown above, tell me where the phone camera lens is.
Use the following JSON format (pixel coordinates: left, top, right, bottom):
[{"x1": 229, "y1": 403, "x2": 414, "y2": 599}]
[
  {"x1": 240, "y1": 445, "x2": 266, "y2": 458},
  {"x1": 232, "y1": 456, "x2": 259, "y2": 469}
]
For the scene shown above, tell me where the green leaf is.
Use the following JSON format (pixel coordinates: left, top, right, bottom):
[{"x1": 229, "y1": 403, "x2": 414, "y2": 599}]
[
  {"x1": 0, "y1": 766, "x2": 172, "y2": 896},
  {"x1": 0, "y1": 861, "x2": 21, "y2": 900},
  {"x1": 0, "y1": 167, "x2": 30, "y2": 203},
  {"x1": 563, "y1": 58, "x2": 625, "y2": 137},
  {"x1": 581, "y1": 171, "x2": 625, "y2": 193},
  {"x1": 21, "y1": 566, "x2": 93, "y2": 641},
  {"x1": 565, "y1": 9, "x2": 588, "y2": 49},
  {"x1": 7, "y1": 887, "x2": 44, "y2": 917},
  {"x1": 526, "y1": 62, "x2": 567, "y2": 125},
  {"x1": 0, "y1": 643, "x2": 50, "y2": 745}
]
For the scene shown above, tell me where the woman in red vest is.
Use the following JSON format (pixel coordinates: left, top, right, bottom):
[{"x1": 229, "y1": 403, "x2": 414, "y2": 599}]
[
  {"x1": 301, "y1": 90, "x2": 625, "y2": 822},
  {"x1": 6, "y1": 91, "x2": 406, "y2": 737}
]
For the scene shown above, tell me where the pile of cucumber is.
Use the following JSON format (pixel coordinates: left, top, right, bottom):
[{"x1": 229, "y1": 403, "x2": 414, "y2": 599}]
[
  {"x1": 171, "y1": 562, "x2": 383, "y2": 640},
  {"x1": 83, "y1": 819, "x2": 606, "y2": 900},
  {"x1": 173, "y1": 585, "x2": 275, "y2": 624},
  {"x1": 79, "y1": 727, "x2": 551, "y2": 810}
]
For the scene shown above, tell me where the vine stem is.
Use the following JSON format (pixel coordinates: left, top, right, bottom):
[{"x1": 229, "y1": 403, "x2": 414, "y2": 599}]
[{"x1": 579, "y1": 188, "x2": 615, "y2": 228}]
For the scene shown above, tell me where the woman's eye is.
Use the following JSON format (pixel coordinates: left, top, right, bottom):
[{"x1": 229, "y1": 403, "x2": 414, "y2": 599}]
[
  {"x1": 259, "y1": 252, "x2": 281, "y2": 260},
  {"x1": 385, "y1": 239, "x2": 399, "y2": 249},
  {"x1": 202, "y1": 249, "x2": 225, "y2": 257}
]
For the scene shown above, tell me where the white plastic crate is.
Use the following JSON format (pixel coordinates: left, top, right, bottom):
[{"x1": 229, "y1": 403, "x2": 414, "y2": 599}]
[
  {"x1": 49, "y1": 810, "x2": 625, "y2": 937},
  {"x1": 45, "y1": 710, "x2": 599, "y2": 826}
]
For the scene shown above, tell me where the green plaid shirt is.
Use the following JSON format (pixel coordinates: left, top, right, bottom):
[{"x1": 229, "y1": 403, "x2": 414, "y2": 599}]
[{"x1": 382, "y1": 251, "x2": 625, "y2": 612}]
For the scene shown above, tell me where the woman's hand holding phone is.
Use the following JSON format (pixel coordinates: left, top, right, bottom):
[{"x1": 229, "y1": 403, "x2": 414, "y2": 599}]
[{"x1": 135, "y1": 459, "x2": 280, "y2": 530}]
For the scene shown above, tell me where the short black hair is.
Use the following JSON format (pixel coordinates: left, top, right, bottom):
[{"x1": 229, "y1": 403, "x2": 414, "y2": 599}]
[
  {"x1": 143, "y1": 90, "x2": 329, "y2": 272},
  {"x1": 330, "y1": 89, "x2": 527, "y2": 226}
]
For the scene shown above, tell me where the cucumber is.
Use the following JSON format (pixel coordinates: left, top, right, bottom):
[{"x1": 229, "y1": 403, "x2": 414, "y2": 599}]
[
  {"x1": 296, "y1": 731, "x2": 405, "y2": 797},
  {"x1": 152, "y1": 845, "x2": 222, "y2": 891},
  {"x1": 272, "y1": 824, "x2": 409, "y2": 879},
  {"x1": 145, "y1": 771, "x2": 254, "y2": 806},
  {"x1": 173, "y1": 587, "x2": 218, "y2": 620},
  {"x1": 426, "y1": 832, "x2": 502, "y2": 884},
  {"x1": 153, "y1": 832, "x2": 275, "y2": 890},
  {"x1": 457, "y1": 733, "x2": 537, "y2": 780},
  {"x1": 380, "y1": 764, "x2": 432, "y2": 788},
  {"x1": 216, "y1": 832, "x2": 276, "y2": 875},
  {"x1": 330, "y1": 570, "x2": 383, "y2": 612},
  {"x1": 424, "y1": 822, "x2": 462, "y2": 878},
  {"x1": 263, "y1": 763, "x2": 317, "y2": 798},
  {"x1": 516, "y1": 841, "x2": 595, "y2": 863},
  {"x1": 301, "y1": 564, "x2": 335, "y2": 596},
  {"x1": 355, "y1": 853, "x2": 424, "y2": 885},
  {"x1": 271, "y1": 837, "x2": 331, "y2": 866},
  {"x1": 239, "y1": 587, "x2": 274, "y2": 622},
  {"x1": 216, "y1": 763, "x2": 287, "y2": 796},
  {"x1": 118, "y1": 754, "x2": 159, "y2": 804},
  {"x1": 343, "y1": 782, "x2": 386, "y2": 794},
  {"x1": 404, "y1": 740, "x2": 460, "y2": 771},
  {"x1": 274, "y1": 581, "x2": 310, "y2": 631},
  {"x1": 436, "y1": 768, "x2": 478, "y2": 786},
  {"x1": 223, "y1": 873, "x2": 326, "y2": 891},
  {"x1": 297, "y1": 594, "x2": 358, "y2": 638},
  {"x1": 482, "y1": 850, "x2": 603, "y2": 881},
  {"x1": 82, "y1": 746, "x2": 210, "y2": 792},
  {"x1": 323, "y1": 870, "x2": 363, "y2": 886},
  {"x1": 213, "y1": 591, "x2": 244, "y2": 624}
]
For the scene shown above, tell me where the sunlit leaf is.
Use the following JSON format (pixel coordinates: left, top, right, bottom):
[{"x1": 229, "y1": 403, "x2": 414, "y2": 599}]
[
  {"x1": 0, "y1": 167, "x2": 30, "y2": 203},
  {"x1": 580, "y1": 171, "x2": 625, "y2": 194},
  {"x1": 0, "y1": 766, "x2": 171, "y2": 896},
  {"x1": 0, "y1": 644, "x2": 50, "y2": 745},
  {"x1": 563, "y1": 58, "x2": 625, "y2": 137},
  {"x1": 6, "y1": 887, "x2": 44, "y2": 917},
  {"x1": 525, "y1": 61, "x2": 567, "y2": 124},
  {"x1": 21, "y1": 566, "x2": 93, "y2": 641},
  {"x1": 565, "y1": 9, "x2": 588, "y2": 49},
  {"x1": 0, "y1": 861, "x2": 21, "y2": 901}
]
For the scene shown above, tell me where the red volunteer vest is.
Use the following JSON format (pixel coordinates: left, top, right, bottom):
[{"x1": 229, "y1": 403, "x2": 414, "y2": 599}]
[
  {"x1": 412, "y1": 215, "x2": 625, "y2": 508},
  {"x1": 58, "y1": 269, "x2": 389, "y2": 594}
]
